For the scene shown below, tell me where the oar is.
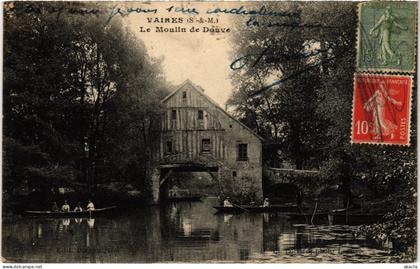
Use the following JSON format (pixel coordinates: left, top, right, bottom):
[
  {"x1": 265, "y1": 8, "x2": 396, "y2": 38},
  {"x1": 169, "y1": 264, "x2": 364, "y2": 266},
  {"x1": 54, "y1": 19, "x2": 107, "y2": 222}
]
[
  {"x1": 310, "y1": 202, "x2": 318, "y2": 225},
  {"x1": 345, "y1": 198, "x2": 350, "y2": 225},
  {"x1": 231, "y1": 202, "x2": 250, "y2": 212}
]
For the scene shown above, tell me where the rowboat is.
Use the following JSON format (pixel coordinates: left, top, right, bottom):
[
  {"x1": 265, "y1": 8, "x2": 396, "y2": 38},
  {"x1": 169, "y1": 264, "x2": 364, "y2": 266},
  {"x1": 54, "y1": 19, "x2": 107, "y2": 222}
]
[
  {"x1": 24, "y1": 206, "x2": 117, "y2": 217},
  {"x1": 213, "y1": 204, "x2": 302, "y2": 214}
]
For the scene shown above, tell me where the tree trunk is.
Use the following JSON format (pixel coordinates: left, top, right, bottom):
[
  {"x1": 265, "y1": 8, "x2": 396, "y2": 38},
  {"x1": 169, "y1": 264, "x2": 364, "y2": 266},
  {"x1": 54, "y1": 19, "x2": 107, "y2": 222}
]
[
  {"x1": 341, "y1": 162, "x2": 352, "y2": 207},
  {"x1": 291, "y1": 122, "x2": 303, "y2": 170}
]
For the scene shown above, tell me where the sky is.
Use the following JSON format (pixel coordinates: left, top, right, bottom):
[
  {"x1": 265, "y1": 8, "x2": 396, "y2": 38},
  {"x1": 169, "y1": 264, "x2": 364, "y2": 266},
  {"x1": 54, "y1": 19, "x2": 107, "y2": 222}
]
[{"x1": 125, "y1": 3, "x2": 236, "y2": 107}]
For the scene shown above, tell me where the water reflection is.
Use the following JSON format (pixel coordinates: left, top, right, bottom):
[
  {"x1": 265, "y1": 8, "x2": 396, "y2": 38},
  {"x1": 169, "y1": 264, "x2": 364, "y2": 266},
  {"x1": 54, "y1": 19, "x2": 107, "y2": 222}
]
[
  {"x1": 62, "y1": 219, "x2": 70, "y2": 227},
  {"x1": 87, "y1": 219, "x2": 95, "y2": 229},
  {"x1": 37, "y1": 224, "x2": 42, "y2": 239},
  {"x1": 2, "y1": 197, "x2": 393, "y2": 263}
]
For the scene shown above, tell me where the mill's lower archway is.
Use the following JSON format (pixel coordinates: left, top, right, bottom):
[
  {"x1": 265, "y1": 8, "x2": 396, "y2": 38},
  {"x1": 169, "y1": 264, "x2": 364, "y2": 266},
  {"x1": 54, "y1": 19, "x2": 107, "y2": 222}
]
[{"x1": 157, "y1": 164, "x2": 221, "y2": 203}]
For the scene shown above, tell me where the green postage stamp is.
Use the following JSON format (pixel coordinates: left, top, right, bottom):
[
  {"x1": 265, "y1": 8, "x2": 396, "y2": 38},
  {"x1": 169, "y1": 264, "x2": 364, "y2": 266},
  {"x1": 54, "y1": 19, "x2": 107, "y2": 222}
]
[{"x1": 357, "y1": 1, "x2": 417, "y2": 73}]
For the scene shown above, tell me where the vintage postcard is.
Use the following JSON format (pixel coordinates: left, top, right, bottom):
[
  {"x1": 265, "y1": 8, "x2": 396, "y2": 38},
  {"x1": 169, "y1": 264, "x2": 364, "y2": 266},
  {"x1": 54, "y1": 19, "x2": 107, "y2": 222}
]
[{"x1": 2, "y1": 1, "x2": 417, "y2": 265}]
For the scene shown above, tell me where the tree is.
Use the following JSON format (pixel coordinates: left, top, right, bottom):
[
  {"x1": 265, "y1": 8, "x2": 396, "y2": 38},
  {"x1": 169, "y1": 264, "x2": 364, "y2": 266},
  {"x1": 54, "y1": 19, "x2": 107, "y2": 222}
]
[
  {"x1": 3, "y1": 2, "x2": 168, "y2": 199},
  {"x1": 228, "y1": 2, "x2": 355, "y2": 170}
]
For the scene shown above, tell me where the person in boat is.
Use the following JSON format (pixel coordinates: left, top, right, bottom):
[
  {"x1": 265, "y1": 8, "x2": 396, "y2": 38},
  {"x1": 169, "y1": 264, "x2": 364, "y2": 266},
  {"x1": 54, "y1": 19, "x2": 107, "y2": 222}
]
[
  {"x1": 218, "y1": 195, "x2": 223, "y2": 206},
  {"x1": 263, "y1": 198, "x2": 270, "y2": 207},
  {"x1": 52, "y1": 202, "x2": 59, "y2": 212},
  {"x1": 86, "y1": 200, "x2": 95, "y2": 211},
  {"x1": 61, "y1": 200, "x2": 70, "y2": 212},
  {"x1": 223, "y1": 197, "x2": 234, "y2": 207},
  {"x1": 74, "y1": 202, "x2": 83, "y2": 212}
]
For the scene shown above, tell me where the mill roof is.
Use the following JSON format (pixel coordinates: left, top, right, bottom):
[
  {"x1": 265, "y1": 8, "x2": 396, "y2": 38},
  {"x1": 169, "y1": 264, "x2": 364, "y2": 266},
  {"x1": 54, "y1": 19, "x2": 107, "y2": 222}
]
[{"x1": 162, "y1": 79, "x2": 264, "y2": 141}]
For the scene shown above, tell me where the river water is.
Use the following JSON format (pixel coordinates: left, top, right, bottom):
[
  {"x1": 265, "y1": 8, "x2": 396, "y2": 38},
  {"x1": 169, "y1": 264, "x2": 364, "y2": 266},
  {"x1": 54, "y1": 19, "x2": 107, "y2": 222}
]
[{"x1": 2, "y1": 197, "x2": 395, "y2": 263}]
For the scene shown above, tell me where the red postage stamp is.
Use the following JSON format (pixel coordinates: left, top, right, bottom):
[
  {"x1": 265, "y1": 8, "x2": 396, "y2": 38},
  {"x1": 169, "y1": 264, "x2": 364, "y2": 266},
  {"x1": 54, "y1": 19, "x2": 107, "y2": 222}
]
[{"x1": 352, "y1": 73, "x2": 413, "y2": 145}]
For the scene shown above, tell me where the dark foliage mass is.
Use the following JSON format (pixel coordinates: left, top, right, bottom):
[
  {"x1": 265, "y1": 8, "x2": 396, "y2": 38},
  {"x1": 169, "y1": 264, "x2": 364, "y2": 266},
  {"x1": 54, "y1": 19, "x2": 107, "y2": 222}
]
[
  {"x1": 228, "y1": 2, "x2": 416, "y2": 258},
  {"x1": 3, "y1": 2, "x2": 169, "y2": 200}
]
